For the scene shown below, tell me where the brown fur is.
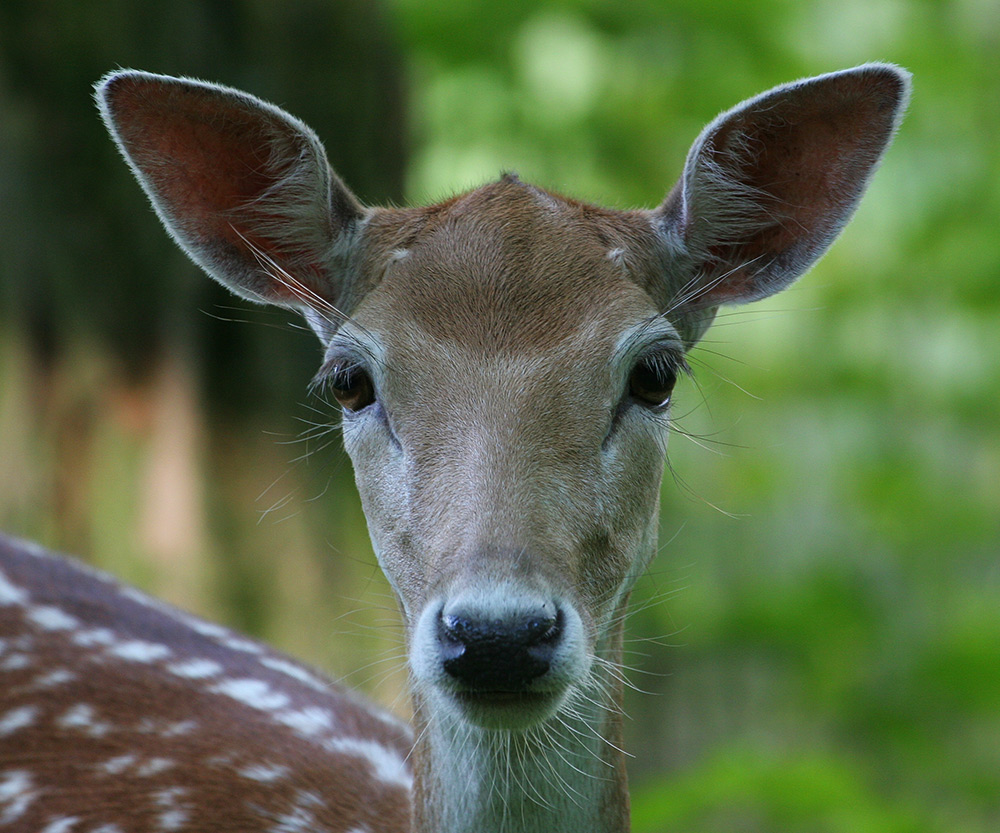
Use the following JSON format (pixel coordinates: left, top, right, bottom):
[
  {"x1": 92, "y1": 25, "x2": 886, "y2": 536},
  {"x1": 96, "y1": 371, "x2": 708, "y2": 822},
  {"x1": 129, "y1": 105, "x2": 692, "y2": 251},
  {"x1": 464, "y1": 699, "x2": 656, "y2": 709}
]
[{"x1": 0, "y1": 535, "x2": 411, "y2": 833}]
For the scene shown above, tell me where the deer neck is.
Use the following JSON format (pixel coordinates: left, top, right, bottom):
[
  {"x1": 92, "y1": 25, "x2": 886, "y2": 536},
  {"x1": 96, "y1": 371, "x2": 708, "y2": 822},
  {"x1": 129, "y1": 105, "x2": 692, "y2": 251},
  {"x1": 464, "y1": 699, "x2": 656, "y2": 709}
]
[{"x1": 410, "y1": 617, "x2": 630, "y2": 833}]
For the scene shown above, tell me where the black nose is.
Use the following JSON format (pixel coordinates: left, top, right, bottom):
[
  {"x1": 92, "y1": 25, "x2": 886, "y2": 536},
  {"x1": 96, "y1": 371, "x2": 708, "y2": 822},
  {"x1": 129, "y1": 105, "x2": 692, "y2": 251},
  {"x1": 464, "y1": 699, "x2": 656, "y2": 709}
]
[{"x1": 438, "y1": 607, "x2": 563, "y2": 691}]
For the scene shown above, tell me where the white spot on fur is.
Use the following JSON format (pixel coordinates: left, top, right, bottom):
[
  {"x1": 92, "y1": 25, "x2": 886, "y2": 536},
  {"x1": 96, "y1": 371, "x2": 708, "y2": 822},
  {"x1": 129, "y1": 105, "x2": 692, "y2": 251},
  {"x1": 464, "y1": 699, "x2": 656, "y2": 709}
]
[
  {"x1": 267, "y1": 790, "x2": 324, "y2": 833},
  {"x1": 163, "y1": 719, "x2": 198, "y2": 737},
  {"x1": 136, "y1": 718, "x2": 198, "y2": 737},
  {"x1": 0, "y1": 770, "x2": 36, "y2": 824},
  {"x1": 0, "y1": 571, "x2": 28, "y2": 606},
  {"x1": 158, "y1": 810, "x2": 187, "y2": 830},
  {"x1": 238, "y1": 762, "x2": 290, "y2": 783},
  {"x1": 259, "y1": 656, "x2": 328, "y2": 691},
  {"x1": 323, "y1": 738, "x2": 412, "y2": 789},
  {"x1": 168, "y1": 658, "x2": 222, "y2": 679},
  {"x1": 153, "y1": 787, "x2": 190, "y2": 832},
  {"x1": 109, "y1": 640, "x2": 172, "y2": 663},
  {"x1": 0, "y1": 653, "x2": 31, "y2": 671},
  {"x1": 222, "y1": 636, "x2": 264, "y2": 655},
  {"x1": 138, "y1": 758, "x2": 175, "y2": 777},
  {"x1": 275, "y1": 706, "x2": 334, "y2": 737},
  {"x1": 28, "y1": 605, "x2": 79, "y2": 631},
  {"x1": 268, "y1": 808, "x2": 313, "y2": 832},
  {"x1": 0, "y1": 706, "x2": 37, "y2": 736},
  {"x1": 72, "y1": 627, "x2": 117, "y2": 648},
  {"x1": 58, "y1": 703, "x2": 111, "y2": 737},
  {"x1": 100, "y1": 754, "x2": 175, "y2": 778},
  {"x1": 32, "y1": 668, "x2": 76, "y2": 689},
  {"x1": 389, "y1": 248, "x2": 410, "y2": 263},
  {"x1": 212, "y1": 678, "x2": 291, "y2": 712},
  {"x1": 100, "y1": 755, "x2": 137, "y2": 775},
  {"x1": 90, "y1": 826, "x2": 126, "y2": 833},
  {"x1": 185, "y1": 619, "x2": 229, "y2": 640},
  {"x1": 41, "y1": 816, "x2": 79, "y2": 833}
]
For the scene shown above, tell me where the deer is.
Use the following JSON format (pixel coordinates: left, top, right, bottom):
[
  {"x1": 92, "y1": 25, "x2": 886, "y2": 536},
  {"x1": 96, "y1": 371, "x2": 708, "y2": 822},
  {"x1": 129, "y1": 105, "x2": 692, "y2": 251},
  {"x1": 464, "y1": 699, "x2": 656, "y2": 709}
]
[{"x1": 0, "y1": 64, "x2": 909, "y2": 832}]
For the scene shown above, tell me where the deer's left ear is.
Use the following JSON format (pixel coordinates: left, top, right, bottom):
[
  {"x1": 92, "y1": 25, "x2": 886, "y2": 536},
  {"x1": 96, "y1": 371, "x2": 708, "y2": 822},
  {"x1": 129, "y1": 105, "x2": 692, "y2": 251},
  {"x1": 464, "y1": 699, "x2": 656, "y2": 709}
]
[
  {"x1": 653, "y1": 63, "x2": 910, "y2": 343},
  {"x1": 97, "y1": 70, "x2": 367, "y2": 341}
]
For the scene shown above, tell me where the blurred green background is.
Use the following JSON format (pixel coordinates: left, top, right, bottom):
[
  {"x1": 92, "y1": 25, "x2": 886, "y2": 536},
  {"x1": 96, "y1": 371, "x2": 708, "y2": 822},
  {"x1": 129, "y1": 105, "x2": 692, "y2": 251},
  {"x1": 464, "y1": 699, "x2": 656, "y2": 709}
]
[{"x1": 1, "y1": 1, "x2": 997, "y2": 830}]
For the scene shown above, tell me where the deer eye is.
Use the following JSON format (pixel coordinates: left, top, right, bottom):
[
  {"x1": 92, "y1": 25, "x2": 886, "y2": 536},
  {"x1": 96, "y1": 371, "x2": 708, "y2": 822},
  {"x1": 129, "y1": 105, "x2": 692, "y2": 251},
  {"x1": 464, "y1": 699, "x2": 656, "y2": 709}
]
[
  {"x1": 628, "y1": 356, "x2": 679, "y2": 410},
  {"x1": 327, "y1": 364, "x2": 375, "y2": 412}
]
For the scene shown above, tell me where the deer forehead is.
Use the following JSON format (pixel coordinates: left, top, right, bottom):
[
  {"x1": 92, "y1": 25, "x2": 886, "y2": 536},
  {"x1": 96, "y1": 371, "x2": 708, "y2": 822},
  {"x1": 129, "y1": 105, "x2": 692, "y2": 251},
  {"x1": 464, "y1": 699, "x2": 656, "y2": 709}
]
[{"x1": 354, "y1": 177, "x2": 668, "y2": 359}]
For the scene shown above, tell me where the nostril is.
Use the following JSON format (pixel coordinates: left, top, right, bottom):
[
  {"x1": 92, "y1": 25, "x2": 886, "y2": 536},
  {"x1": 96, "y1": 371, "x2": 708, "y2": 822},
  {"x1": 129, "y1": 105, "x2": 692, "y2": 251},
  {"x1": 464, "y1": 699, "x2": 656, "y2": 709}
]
[
  {"x1": 442, "y1": 609, "x2": 560, "y2": 647},
  {"x1": 438, "y1": 606, "x2": 563, "y2": 691},
  {"x1": 438, "y1": 614, "x2": 467, "y2": 663},
  {"x1": 528, "y1": 609, "x2": 562, "y2": 645}
]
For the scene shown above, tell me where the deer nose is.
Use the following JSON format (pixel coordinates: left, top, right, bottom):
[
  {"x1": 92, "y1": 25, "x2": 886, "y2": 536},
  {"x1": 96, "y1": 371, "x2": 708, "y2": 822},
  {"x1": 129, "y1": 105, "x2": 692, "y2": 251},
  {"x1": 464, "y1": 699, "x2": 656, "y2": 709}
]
[{"x1": 438, "y1": 605, "x2": 563, "y2": 691}]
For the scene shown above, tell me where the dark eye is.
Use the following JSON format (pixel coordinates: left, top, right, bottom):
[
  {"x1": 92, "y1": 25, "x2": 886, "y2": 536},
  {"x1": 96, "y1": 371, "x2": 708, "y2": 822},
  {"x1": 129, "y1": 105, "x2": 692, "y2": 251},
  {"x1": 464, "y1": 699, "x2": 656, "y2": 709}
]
[
  {"x1": 628, "y1": 357, "x2": 678, "y2": 410},
  {"x1": 328, "y1": 365, "x2": 375, "y2": 412}
]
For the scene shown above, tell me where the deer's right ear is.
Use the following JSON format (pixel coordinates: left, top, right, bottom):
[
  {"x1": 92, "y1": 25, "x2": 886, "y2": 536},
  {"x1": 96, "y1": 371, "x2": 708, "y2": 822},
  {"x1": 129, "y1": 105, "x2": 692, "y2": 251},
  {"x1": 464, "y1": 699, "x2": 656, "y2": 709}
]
[
  {"x1": 96, "y1": 70, "x2": 365, "y2": 341},
  {"x1": 652, "y1": 63, "x2": 910, "y2": 346}
]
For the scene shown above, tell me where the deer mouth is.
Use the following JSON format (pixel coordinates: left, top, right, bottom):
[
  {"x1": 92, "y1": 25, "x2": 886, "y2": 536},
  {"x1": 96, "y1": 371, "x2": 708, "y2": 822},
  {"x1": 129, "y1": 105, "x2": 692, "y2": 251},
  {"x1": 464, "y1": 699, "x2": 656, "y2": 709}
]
[
  {"x1": 456, "y1": 690, "x2": 551, "y2": 705},
  {"x1": 449, "y1": 687, "x2": 567, "y2": 729}
]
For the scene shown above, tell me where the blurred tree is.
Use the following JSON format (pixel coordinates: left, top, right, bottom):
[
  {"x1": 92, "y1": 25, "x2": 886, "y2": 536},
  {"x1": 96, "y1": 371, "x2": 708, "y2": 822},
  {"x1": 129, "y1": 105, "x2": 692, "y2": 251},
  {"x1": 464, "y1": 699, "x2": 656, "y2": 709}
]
[{"x1": 0, "y1": 0, "x2": 406, "y2": 412}]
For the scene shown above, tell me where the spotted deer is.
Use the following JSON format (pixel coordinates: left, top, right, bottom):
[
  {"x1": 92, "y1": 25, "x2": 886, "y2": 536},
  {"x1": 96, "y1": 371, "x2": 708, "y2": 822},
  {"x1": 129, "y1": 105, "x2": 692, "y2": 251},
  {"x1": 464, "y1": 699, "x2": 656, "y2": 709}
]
[{"x1": 0, "y1": 64, "x2": 909, "y2": 832}]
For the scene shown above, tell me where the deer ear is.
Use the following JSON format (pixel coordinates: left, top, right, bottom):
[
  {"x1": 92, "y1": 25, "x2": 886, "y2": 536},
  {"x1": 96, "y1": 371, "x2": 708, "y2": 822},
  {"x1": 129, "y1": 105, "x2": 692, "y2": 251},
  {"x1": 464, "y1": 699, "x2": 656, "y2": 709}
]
[
  {"x1": 96, "y1": 70, "x2": 365, "y2": 338},
  {"x1": 653, "y1": 63, "x2": 910, "y2": 339}
]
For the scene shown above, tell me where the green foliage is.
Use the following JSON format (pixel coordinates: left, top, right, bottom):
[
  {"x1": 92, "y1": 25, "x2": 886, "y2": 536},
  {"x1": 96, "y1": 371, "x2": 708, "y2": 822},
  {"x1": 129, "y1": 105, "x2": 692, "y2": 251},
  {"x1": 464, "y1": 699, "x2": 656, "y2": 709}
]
[{"x1": 632, "y1": 747, "x2": 938, "y2": 833}]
